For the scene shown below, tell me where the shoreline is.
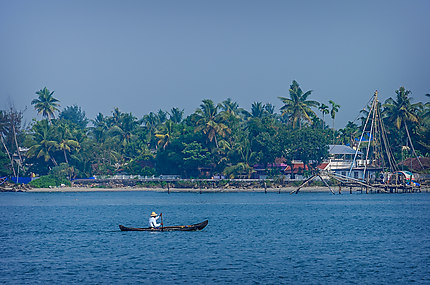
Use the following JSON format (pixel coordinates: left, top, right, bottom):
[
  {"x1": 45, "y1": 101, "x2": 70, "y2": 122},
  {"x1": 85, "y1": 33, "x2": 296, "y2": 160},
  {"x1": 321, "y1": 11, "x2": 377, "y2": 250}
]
[
  {"x1": 25, "y1": 186, "x2": 330, "y2": 193},
  {"x1": 23, "y1": 185, "x2": 430, "y2": 193}
]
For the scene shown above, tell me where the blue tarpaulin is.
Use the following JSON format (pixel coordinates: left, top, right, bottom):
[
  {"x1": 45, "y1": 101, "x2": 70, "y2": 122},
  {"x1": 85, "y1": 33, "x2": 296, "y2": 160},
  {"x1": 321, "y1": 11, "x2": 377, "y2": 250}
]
[{"x1": 10, "y1": 177, "x2": 32, "y2": 184}]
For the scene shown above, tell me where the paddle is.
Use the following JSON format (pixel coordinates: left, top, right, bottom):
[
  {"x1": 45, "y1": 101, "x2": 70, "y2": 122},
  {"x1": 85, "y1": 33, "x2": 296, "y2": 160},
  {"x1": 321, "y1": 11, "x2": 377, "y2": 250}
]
[{"x1": 160, "y1": 212, "x2": 164, "y2": 231}]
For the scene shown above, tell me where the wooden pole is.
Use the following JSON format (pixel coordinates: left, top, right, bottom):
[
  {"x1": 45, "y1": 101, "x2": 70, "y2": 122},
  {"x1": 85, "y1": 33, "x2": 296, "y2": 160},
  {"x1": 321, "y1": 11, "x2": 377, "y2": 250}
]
[
  {"x1": 317, "y1": 174, "x2": 335, "y2": 195},
  {"x1": 290, "y1": 175, "x2": 316, "y2": 194}
]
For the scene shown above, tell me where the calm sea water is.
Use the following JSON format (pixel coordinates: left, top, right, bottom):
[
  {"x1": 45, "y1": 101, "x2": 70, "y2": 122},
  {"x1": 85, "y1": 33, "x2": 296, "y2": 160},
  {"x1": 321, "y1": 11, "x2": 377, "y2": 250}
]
[{"x1": 0, "y1": 191, "x2": 429, "y2": 284}]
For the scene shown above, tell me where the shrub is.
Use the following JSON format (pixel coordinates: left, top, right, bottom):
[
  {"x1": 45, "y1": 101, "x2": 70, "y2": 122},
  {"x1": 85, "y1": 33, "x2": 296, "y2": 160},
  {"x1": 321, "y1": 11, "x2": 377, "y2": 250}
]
[
  {"x1": 29, "y1": 175, "x2": 71, "y2": 188},
  {"x1": 50, "y1": 163, "x2": 75, "y2": 180}
]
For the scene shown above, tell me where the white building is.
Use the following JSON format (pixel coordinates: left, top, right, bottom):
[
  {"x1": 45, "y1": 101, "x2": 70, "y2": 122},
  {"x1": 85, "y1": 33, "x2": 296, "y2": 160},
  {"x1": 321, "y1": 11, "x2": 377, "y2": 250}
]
[{"x1": 320, "y1": 145, "x2": 380, "y2": 180}]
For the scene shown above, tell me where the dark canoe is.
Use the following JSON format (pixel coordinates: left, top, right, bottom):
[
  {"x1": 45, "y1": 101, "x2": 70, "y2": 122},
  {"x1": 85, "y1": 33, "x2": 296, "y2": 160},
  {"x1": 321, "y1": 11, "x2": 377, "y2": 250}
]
[{"x1": 119, "y1": 220, "x2": 208, "y2": 232}]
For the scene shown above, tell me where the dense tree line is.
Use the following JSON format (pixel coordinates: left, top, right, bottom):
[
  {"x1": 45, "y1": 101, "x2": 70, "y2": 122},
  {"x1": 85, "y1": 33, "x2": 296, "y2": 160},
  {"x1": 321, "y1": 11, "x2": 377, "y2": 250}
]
[{"x1": 1, "y1": 81, "x2": 429, "y2": 181}]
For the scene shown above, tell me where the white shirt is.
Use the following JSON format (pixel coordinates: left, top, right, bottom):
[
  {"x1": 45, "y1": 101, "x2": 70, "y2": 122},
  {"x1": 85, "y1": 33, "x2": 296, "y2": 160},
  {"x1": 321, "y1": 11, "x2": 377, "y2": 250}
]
[{"x1": 148, "y1": 216, "x2": 161, "y2": 228}]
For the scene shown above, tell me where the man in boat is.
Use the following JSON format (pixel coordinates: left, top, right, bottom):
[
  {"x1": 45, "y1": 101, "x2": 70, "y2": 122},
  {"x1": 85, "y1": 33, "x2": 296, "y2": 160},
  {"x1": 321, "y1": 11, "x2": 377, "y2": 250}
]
[{"x1": 148, "y1": 211, "x2": 161, "y2": 228}]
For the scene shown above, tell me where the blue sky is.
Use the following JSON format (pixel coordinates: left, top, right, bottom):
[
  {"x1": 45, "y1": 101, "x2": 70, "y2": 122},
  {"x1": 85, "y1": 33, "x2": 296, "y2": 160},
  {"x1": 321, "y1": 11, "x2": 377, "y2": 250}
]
[{"x1": 0, "y1": 0, "x2": 429, "y2": 128}]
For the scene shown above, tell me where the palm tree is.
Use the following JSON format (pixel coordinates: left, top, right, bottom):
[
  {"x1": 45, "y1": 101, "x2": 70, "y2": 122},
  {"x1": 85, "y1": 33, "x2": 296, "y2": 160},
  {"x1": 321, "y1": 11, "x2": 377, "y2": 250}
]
[
  {"x1": 251, "y1": 102, "x2": 265, "y2": 118},
  {"x1": 31, "y1": 87, "x2": 60, "y2": 123},
  {"x1": 108, "y1": 112, "x2": 137, "y2": 148},
  {"x1": 329, "y1": 100, "x2": 340, "y2": 143},
  {"x1": 220, "y1": 98, "x2": 243, "y2": 123},
  {"x1": 223, "y1": 162, "x2": 254, "y2": 179},
  {"x1": 26, "y1": 120, "x2": 58, "y2": 166},
  {"x1": 220, "y1": 98, "x2": 239, "y2": 115},
  {"x1": 111, "y1": 107, "x2": 122, "y2": 126},
  {"x1": 155, "y1": 120, "x2": 174, "y2": 150},
  {"x1": 56, "y1": 123, "x2": 80, "y2": 164},
  {"x1": 143, "y1": 112, "x2": 159, "y2": 135},
  {"x1": 339, "y1": 121, "x2": 359, "y2": 146},
  {"x1": 383, "y1": 87, "x2": 423, "y2": 167},
  {"x1": 157, "y1": 110, "x2": 168, "y2": 124},
  {"x1": 279, "y1": 80, "x2": 319, "y2": 129},
  {"x1": 169, "y1": 107, "x2": 184, "y2": 124},
  {"x1": 416, "y1": 94, "x2": 430, "y2": 153},
  {"x1": 195, "y1": 99, "x2": 230, "y2": 148},
  {"x1": 383, "y1": 87, "x2": 421, "y2": 130},
  {"x1": 264, "y1": 103, "x2": 275, "y2": 115},
  {"x1": 91, "y1": 113, "x2": 109, "y2": 143},
  {"x1": 318, "y1": 103, "x2": 329, "y2": 129}
]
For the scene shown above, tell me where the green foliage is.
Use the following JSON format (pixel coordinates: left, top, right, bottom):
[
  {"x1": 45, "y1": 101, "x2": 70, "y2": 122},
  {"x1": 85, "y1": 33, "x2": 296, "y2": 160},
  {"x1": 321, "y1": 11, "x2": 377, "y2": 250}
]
[
  {"x1": 279, "y1": 80, "x2": 319, "y2": 129},
  {"x1": 10, "y1": 85, "x2": 430, "y2": 180},
  {"x1": 29, "y1": 175, "x2": 71, "y2": 188},
  {"x1": 0, "y1": 149, "x2": 12, "y2": 176},
  {"x1": 59, "y1": 105, "x2": 89, "y2": 129},
  {"x1": 49, "y1": 163, "x2": 75, "y2": 180},
  {"x1": 281, "y1": 127, "x2": 329, "y2": 166},
  {"x1": 0, "y1": 107, "x2": 25, "y2": 175},
  {"x1": 182, "y1": 141, "x2": 212, "y2": 177},
  {"x1": 223, "y1": 162, "x2": 254, "y2": 179},
  {"x1": 125, "y1": 160, "x2": 157, "y2": 176},
  {"x1": 31, "y1": 87, "x2": 60, "y2": 122}
]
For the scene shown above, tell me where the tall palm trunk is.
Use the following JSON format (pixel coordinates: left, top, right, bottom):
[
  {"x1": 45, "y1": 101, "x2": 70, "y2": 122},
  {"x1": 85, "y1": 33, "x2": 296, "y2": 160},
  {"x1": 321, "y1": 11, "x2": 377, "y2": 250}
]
[
  {"x1": 322, "y1": 114, "x2": 325, "y2": 129},
  {"x1": 332, "y1": 119, "x2": 335, "y2": 144},
  {"x1": 51, "y1": 156, "x2": 58, "y2": 166},
  {"x1": 63, "y1": 149, "x2": 69, "y2": 164}
]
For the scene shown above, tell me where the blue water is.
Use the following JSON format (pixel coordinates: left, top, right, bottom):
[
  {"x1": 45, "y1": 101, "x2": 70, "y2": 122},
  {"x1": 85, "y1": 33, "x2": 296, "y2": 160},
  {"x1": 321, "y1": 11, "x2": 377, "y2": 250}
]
[{"x1": 1, "y1": 191, "x2": 429, "y2": 284}]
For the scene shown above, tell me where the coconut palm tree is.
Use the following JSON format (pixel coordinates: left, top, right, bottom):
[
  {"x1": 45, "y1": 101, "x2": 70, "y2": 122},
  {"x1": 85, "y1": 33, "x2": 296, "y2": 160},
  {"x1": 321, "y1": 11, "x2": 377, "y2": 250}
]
[
  {"x1": 279, "y1": 80, "x2": 319, "y2": 129},
  {"x1": 383, "y1": 87, "x2": 423, "y2": 167},
  {"x1": 329, "y1": 100, "x2": 340, "y2": 143},
  {"x1": 157, "y1": 110, "x2": 168, "y2": 124},
  {"x1": 219, "y1": 98, "x2": 244, "y2": 125},
  {"x1": 264, "y1": 103, "x2": 275, "y2": 116},
  {"x1": 155, "y1": 120, "x2": 174, "y2": 150},
  {"x1": 143, "y1": 112, "x2": 159, "y2": 135},
  {"x1": 56, "y1": 122, "x2": 80, "y2": 164},
  {"x1": 108, "y1": 112, "x2": 137, "y2": 148},
  {"x1": 91, "y1": 113, "x2": 110, "y2": 143},
  {"x1": 26, "y1": 120, "x2": 58, "y2": 166},
  {"x1": 220, "y1": 98, "x2": 239, "y2": 115},
  {"x1": 339, "y1": 121, "x2": 359, "y2": 146},
  {"x1": 31, "y1": 87, "x2": 60, "y2": 123},
  {"x1": 383, "y1": 87, "x2": 421, "y2": 130},
  {"x1": 251, "y1": 102, "x2": 265, "y2": 118},
  {"x1": 169, "y1": 107, "x2": 184, "y2": 124},
  {"x1": 318, "y1": 103, "x2": 329, "y2": 129},
  {"x1": 415, "y1": 94, "x2": 430, "y2": 153},
  {"x1": 195, "y1": 99, "x2": 230, "y2": 148},
  {"x1": 110, "y1": 107, "x2": 122, "y2": 126}
]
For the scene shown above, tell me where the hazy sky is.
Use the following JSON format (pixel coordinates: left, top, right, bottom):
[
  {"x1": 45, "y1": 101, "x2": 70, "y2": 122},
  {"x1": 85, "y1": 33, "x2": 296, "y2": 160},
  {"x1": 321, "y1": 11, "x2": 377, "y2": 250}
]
[{"x1": 1, "y1": 0, "x2": 429, "y2": 128}]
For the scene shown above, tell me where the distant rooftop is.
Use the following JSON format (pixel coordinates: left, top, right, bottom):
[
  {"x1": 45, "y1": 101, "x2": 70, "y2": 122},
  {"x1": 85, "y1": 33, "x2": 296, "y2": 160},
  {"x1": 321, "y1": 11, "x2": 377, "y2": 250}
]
[{"x1": 329, "y1": 145, "x2": 362, "y2": 155}]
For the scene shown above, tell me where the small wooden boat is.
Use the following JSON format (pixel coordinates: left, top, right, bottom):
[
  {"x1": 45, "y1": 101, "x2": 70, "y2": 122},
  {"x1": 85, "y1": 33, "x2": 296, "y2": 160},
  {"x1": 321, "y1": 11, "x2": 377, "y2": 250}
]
[{"x1": 119, "y1": 220, "x2": 208, "y2": 232}]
